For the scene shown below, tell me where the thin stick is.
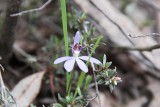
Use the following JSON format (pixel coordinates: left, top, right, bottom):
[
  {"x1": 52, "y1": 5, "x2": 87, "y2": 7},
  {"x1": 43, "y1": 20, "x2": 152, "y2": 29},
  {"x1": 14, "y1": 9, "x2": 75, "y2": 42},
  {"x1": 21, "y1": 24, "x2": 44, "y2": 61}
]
[
  {"x1": 84, "y1": 63, "x2": 101, "y2": 107},
  {"x1": 92, "y1": 62, "x2": 101, "y2": 107},
  {"x1": 10, "y1": 0, "x2": 52, "y2": 17},
  {"x1": 129, "y1": 33, "x2": 160, "y2": 38}
]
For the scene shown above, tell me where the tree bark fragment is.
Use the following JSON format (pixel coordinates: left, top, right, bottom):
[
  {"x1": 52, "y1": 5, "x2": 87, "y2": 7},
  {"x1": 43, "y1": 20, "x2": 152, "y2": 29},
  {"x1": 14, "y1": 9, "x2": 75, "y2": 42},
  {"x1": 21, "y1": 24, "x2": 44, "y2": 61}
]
[{"x1": 0, "y1": 0, "x2": 21, "y2": 64}]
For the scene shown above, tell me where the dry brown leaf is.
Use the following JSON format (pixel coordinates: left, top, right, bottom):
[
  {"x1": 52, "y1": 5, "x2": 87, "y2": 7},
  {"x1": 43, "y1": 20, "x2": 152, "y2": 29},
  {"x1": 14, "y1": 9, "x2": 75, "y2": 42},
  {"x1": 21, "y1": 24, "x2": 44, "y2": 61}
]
[{"x1": 11, "y1": 71, "x2": 46, "y2": 107}]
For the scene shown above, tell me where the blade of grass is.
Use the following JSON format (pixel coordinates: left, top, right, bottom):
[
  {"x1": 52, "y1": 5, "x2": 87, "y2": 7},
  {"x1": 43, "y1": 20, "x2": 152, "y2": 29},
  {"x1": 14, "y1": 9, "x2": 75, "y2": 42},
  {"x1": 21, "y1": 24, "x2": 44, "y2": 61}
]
[
  {"x1": 60, "y1": 0, "x2": 69, "y2": 92},
  {"x1": 60, "y1": 0, "x2": 69, "y2": 56},
  {"x1": 74, "y1": 35, "x2": 103, "y2": 98}
]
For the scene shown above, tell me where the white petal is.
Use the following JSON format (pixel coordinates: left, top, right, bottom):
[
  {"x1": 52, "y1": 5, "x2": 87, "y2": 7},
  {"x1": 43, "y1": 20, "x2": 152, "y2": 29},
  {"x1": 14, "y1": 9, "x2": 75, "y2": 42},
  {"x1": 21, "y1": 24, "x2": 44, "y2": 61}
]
[
  {"x1": 79, "y1": 56, "x2": 102, "y2": 65},
  {"x1": 76, "y1": 58, "x2": 88, "y2": 73},
  {"x1": 64, "y1": 57, "x2": 76, "y2": 72},
  {"x1": 54, "y1": 56, "x2": 71, "y2": 64}
]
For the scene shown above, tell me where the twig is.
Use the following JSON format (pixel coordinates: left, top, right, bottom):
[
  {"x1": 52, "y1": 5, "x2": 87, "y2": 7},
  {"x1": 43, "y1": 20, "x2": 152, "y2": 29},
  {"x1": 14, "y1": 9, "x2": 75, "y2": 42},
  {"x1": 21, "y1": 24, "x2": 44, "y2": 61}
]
[
  {"x1": 125, "y1": 33, "x2": 160, "y2": 51},
  {"x1": 129, "y1": 33, "x2": 160, "y2": 38},
  {"x1": 49, "y1": 72, "x2": 57, "y2": 103},
  {"x1": 84, "y1": 63, "x2": 101, "y2": 107},
  {"x1": 10, "y1": 0, "x2": 52, "y2": 17}
]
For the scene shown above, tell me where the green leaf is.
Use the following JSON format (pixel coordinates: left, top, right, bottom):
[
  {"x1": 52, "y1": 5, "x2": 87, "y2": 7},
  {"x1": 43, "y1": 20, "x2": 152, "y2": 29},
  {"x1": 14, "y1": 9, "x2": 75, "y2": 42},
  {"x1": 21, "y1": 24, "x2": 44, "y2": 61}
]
[
  {"x1": 81, "y1": 13, "x2": 87, "y2": 20},
  {"x1": 108, "y1": 69, "x2": 117, "y2": 78},
  {"x1": 58, "y1": 94, "x2": 66, "y2": 103},
  {"x1": 77, "y1": 87, "x2": 82, "y2": 96},
  {"x1": 74, "y1": 95, "x2": 83, "y2": 101},
  {"x1": 105, "y1": 62, "x2": 112, "y2": 68},
  {"x1": 91, "y1": 35, "x2": 103, "y2": 55},
  {"x1": 65, "y1": 95, "x2": 71, "y2": 103},
  {"x1": 97, "y1": 79, "x2": 104, "y2": 85},
  {"x1": 105, "y1": 81, "x2": 110, "y2": 85},
  {"x1": 74, "y1": 72, "x2": 86, "y2": 98},
  {"x1": 51, "y1": 103, "x2": 63, "y2": 107},
  {"x1": 84, "y1": 75, "x2": 92, "y2": 90},
  {"x1": 105, "y1": 71, "x2": 108, "y2": 77}
]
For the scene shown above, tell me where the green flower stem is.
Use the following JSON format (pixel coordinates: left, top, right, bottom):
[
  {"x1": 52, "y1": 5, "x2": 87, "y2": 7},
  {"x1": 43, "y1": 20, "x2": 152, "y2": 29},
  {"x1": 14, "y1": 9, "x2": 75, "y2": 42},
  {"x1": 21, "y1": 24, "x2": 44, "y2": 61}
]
[
  {"x1": 60, "y1": 0, "x2": 70, "y2": 93},
  {"x1": 74, "y1": 35, "x2": 103, "y2": 98},
  {"x1": 67, "y1": 71, "x2": 74, "y2": 95}
]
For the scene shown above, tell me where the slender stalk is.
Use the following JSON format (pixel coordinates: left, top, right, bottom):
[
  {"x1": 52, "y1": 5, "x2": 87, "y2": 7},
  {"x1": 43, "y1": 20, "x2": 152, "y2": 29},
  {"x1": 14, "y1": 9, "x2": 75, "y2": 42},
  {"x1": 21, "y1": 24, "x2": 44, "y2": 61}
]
[
  {"x1": 67, "y1": 71, "x2": 74, "y2": 95},
  {"x1": 60, "y1": 0, "x2": 70, "y2": 92}
]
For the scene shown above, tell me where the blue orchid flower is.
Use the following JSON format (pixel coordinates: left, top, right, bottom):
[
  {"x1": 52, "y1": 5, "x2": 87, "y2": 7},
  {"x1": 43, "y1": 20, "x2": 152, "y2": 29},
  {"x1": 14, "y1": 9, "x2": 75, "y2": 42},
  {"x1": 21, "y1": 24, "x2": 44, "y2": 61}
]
[{"x1": 54, "y1": 31, "x2": 101, "y2": 72}]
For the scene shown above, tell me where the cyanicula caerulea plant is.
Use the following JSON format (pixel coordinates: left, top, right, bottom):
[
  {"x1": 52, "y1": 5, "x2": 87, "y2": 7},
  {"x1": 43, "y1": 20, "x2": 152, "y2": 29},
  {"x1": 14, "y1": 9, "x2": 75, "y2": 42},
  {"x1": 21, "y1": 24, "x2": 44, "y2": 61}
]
[{"x1": 54, "y1": 31, "x2": 102, "y2": 72}]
